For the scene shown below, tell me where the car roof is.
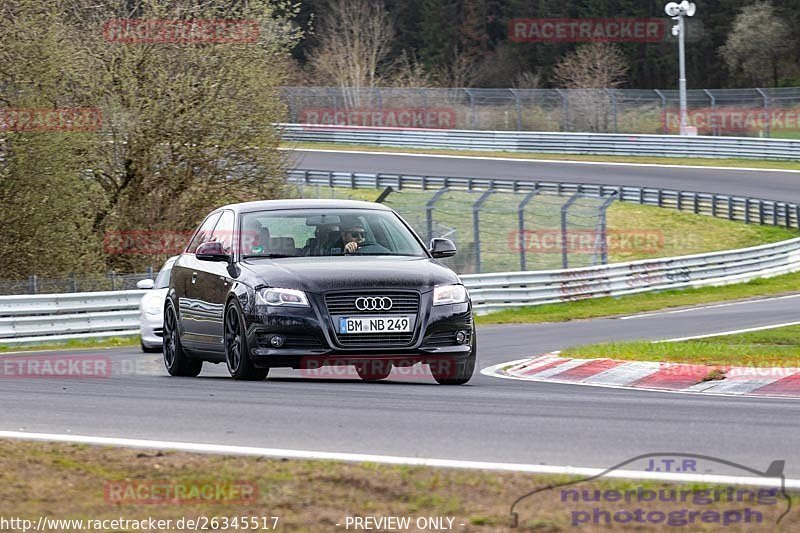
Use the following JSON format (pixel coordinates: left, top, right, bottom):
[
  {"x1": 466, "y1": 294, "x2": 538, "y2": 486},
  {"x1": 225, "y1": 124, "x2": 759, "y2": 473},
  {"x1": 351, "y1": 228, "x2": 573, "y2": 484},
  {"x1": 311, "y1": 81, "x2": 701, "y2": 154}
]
[{"x1": 216, "y1": 198, "x2": 394, "y2": 214}]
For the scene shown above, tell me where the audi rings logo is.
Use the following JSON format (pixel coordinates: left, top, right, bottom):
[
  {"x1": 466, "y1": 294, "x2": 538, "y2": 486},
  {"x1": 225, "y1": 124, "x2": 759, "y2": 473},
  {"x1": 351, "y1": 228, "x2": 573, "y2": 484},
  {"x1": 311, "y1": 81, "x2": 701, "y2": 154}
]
[{"x1": 355, "y1": 296, "x2": 393, "y2": 311}]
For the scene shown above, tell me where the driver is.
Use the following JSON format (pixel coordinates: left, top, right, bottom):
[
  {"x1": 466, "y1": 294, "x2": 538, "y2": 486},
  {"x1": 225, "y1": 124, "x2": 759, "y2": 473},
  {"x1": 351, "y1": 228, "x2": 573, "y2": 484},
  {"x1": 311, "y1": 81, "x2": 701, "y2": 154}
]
[{"x1": 341, "y1": 222, "x2": 366, "y2": 254}]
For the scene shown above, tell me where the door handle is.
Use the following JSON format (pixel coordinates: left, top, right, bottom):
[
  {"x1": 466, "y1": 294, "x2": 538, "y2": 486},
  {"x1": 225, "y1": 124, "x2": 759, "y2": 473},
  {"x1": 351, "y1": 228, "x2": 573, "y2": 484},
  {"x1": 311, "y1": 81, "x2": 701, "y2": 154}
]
[{"x1": 191, "y1": 272, "x2": 198, "y2": 284}]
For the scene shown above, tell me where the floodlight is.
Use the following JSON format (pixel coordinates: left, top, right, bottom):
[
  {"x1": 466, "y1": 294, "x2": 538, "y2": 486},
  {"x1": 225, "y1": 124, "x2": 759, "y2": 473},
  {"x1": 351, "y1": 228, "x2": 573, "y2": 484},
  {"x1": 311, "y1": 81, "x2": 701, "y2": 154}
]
[{"x1": 665, "y1": 2, "x2": 680, "y2": 16}]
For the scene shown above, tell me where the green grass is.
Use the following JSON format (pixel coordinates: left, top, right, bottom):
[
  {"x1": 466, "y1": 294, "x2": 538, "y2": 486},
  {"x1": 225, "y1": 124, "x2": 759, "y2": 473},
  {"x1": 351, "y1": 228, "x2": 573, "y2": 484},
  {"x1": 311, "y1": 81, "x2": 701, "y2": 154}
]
[
  {"x1": 287, "y1": 141, "x2": 800, "y2": 169},
  {"x1": 3, "y1": 440, "x2": 796, "y2": 531},
  {"x1": 475, "y1": 270, "x2": 800, "y2": 325},
  {"x1": 0, "y1": 335, "x2": 138, "y2": 353},
  {"x1": 562, "y1": 324, "x2": 800, "y2": 367}
]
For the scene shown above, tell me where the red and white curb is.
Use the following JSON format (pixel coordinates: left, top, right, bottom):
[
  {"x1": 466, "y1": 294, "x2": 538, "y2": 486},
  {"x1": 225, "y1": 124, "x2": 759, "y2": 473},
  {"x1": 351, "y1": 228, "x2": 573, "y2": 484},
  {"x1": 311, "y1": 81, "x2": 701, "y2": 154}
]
[{"x1": 481, "y1": 353, "x2": 800, "y2": 399}]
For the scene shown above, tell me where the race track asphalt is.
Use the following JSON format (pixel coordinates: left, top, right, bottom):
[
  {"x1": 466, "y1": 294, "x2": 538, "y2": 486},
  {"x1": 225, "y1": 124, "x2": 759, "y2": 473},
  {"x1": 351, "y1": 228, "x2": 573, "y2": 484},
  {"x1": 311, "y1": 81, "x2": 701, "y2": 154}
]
[
  {"x1": 289, "y1": 149, "x2": 800, "y2": 201},
  {"x1": 2, "y1": 294, "x2": 799, "y2": 476},
  {"x1": 3, "y1": 149, "x2": 799, "y2": 478}
]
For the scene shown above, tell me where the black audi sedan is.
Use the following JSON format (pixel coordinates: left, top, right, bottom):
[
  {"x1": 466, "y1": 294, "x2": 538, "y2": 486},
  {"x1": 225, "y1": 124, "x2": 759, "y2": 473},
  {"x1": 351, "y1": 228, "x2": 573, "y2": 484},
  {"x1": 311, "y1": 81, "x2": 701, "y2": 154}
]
[{"x1": 164, "y1": 199, "x2": 476, "y2": 384}]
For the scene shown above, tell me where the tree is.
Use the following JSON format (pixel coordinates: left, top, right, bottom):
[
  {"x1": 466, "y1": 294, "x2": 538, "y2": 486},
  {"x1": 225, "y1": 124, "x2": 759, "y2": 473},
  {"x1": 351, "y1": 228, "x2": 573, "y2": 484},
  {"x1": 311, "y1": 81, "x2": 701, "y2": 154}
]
[
  {"x1": 720, "y1": 1, "x2": 793, "y2": 86},
  {"x1": 0, "y1": 1, "x2": 104, "y2": 278},
  {"x1": 309, "y1": 0, "x2": 395, "y2": 107},
  {"x1": 553, "y1": 43, "x2": 629, "y2": 132},
  {"x1": 0, "y1": 0, "x2": 302, "y2": 274},
  {"x1": 552, "y1": 42, "x2": 629, "y2": 89}
]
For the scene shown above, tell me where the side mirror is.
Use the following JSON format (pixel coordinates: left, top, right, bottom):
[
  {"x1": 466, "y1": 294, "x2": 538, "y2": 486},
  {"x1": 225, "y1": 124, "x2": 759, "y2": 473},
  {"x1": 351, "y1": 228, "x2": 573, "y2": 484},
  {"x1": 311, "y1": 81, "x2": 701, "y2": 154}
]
[
  {"x1": 429, "y1": 238, "x2": 457, "y2": 258},
  {"x1": 136, "y1": 279, "x2": 155, "y2": 290},
  {"x1": 196, "y1": 241, "x2": 231, "y2": 262}
]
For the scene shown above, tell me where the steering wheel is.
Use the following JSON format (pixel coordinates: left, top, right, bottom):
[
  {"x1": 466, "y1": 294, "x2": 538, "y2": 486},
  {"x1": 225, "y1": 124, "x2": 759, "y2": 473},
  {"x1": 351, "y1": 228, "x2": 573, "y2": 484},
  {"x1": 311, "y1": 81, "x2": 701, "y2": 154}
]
[{"x1": 344, "y1": 241, "x2": 377, "y2": 254}]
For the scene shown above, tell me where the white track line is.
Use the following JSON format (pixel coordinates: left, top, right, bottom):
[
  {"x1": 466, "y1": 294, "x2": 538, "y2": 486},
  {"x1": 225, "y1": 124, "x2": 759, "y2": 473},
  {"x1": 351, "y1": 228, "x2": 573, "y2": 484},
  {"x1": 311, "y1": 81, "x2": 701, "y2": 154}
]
[
  {"x1": 655, "y1": 321, "x2": 800, "y2": 343},
  {"x1": 1, "y1": 430, "x2": 797, "y2": 488},
  {"x1": 618, "y1": 294, "x2": 800, "y2": 320},
  {"x1": 286, "y1": 147, "x2": 800, "y2": 174}
]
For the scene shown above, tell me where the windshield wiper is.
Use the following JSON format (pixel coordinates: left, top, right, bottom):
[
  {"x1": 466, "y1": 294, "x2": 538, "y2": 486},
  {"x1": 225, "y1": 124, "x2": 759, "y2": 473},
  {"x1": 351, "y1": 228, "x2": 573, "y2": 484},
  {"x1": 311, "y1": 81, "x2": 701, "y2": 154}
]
[{"x1": 243, "y1": 254, "x2": 293, "y2": 259}]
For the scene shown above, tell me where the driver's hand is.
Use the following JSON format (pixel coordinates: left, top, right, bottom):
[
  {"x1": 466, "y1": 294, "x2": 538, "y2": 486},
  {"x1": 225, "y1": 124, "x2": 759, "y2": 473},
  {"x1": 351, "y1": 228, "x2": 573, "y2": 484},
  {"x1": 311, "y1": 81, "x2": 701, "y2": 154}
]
[{"x1": 344, "y1": 241, "x2": 358, "y2": 254}]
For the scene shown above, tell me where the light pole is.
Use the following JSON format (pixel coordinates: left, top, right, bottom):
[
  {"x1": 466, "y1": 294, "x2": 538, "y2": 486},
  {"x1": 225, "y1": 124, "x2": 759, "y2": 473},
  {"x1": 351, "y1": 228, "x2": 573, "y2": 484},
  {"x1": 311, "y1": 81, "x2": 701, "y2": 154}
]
[{"x1": 665, "y1": 1, "x2": 696, "y2": 135}]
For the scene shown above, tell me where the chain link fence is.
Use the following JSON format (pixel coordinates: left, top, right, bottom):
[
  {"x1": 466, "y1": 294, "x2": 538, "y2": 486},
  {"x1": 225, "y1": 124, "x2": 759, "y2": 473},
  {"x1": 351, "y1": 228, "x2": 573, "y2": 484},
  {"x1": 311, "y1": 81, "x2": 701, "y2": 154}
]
[
  {"x1": 0, "y1": 270, "x2": 154, "y2": 296},
  {"x1": 295, "y1": 184, "x2": 614, "y2": 274},
  {"x1": 283, "y1": 86, "x2": 800, "y2": 138}
]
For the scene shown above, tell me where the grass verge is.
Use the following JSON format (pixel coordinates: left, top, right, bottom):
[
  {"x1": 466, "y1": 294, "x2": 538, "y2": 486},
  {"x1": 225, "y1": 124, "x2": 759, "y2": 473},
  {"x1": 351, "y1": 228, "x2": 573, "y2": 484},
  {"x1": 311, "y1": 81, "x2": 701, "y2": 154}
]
[
  {"x1": 475, "y1": 271, "x2": 800, "y2": 325},
  {"x1": 286, "y1": 141, "x2": 800, "y2": 171},
  {"x1": 0, "y1": 335, "x2": 138, "y2": 354},
  {"x1": 562, "y1": 324, "x2": 800, "y2": 367},
  {"x1": 1, "y1": 440, "x2": 794, "y2": 531}
]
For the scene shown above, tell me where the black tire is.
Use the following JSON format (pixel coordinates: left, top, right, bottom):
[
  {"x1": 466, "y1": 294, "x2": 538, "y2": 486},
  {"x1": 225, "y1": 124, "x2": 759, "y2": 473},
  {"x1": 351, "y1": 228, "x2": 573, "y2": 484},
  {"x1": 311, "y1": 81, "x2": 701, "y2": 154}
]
[
  {"x1": 355, "y1": 360, "x2": 392, "y2": 381},
  {"x1": 140, "y1": 339, "x2": 162, "y2": 353},
  {"x1": 224, "y1": 301, "x2": 269, "y2": 381},
  {"x1": 163, "y1": 303, "x2": 203, "y2": 377},
  {"x1": 431, "y1": 335, "x2": 476, "y2": 385}
]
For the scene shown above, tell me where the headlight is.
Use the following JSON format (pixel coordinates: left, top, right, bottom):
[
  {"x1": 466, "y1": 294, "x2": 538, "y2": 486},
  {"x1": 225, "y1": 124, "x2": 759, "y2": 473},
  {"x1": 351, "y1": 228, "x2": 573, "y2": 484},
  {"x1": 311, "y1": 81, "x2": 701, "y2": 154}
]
[
  {"x1": 433, "y1": 284, "x2": 468, "y2": 306},
  {"x1": 256, "y1": 287, "x2": 310, "y2": 307},
  {"x1": 142, "y1": 297, "x2": 163, "y2": 315}
]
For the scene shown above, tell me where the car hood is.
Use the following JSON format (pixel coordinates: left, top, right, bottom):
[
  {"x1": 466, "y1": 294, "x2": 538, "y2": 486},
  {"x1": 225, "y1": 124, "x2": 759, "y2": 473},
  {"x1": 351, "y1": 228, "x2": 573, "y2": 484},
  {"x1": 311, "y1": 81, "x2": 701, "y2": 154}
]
[{"x1": 239, "y1": 256, "x2": 460, "y2": 293}]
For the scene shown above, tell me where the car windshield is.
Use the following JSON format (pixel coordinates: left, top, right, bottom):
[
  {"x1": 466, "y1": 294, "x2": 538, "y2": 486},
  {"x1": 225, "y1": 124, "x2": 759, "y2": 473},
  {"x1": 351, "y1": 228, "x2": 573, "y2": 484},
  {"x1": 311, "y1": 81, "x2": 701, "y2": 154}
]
[
  {"x1": 153, "y1": 259, "x2": 175, "y2": 289},
  {"x1": 239, "y1": 209, "x2": 427, "y2": 258}
]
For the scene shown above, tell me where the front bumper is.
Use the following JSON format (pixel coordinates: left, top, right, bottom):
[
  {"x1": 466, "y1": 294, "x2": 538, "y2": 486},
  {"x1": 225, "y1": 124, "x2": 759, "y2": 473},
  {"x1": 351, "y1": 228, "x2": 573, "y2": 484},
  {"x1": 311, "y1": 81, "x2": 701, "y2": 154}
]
[
  {"x1": 243, "y1": 292, "x2": 474, "y2": 369},
  {"x1": 139, "y1": 311, "x2": 164, "y2": 348}
]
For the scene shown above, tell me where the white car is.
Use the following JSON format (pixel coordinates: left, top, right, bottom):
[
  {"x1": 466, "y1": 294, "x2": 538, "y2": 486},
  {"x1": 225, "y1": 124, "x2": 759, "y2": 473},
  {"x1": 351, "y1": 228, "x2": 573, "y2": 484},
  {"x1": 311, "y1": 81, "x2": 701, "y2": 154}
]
[{"x1": 136, "y1": 256, "x2": 178, "y2": 353}]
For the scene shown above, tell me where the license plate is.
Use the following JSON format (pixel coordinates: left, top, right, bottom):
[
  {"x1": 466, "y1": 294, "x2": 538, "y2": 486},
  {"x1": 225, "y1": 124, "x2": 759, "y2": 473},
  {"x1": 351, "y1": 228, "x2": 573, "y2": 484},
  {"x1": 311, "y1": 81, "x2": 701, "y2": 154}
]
[{"x1": 339, "y1": 315, "x2": 412, "y2": 334}]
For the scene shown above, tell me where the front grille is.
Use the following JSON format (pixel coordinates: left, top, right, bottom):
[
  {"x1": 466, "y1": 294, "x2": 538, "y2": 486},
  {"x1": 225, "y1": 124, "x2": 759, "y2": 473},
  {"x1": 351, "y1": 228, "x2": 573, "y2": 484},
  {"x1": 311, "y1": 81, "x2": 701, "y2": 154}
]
[
  {"x1": 325, "y1": 291, "x2": 420, "y2": 347},
  {"x1": 336, "y1": 332, "x2": 415, "y2": 347},
  {"x1": 325, "y1": 292, "x2": 420, "y2": 315},
  {"x1": 154, "y1": 328, "x2": 164, "y2": 337}
]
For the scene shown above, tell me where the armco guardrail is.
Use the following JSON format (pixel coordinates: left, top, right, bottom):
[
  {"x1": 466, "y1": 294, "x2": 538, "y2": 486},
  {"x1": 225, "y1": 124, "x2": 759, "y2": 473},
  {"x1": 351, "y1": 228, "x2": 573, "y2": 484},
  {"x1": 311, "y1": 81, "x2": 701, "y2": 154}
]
[
  {"x1": 289, "y1": 169, "x2": 800, "y2": 229},
  {"x1": 2, "y1": 238, "x2": 800, "y2": 343},
  {"x1": 282, "y1": 124, "x2": 800, "y2": 160},
  {"x1": 462, "y1": 237, "x2": 800, "y2": 314},
  {"x1": 0, "y1": 290, "x2": 144, "y2": 345}
]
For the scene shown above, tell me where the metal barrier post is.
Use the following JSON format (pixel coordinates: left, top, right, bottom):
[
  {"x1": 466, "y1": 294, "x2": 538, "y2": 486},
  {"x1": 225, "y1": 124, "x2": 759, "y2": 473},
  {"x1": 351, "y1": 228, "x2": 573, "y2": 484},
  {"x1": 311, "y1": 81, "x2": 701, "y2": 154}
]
[
  {"x1": 510, "y1": 89, "x2": 523, "y2": 130},
  {"x1": 29, "y1": 274, "x2": 37, "y2": 295},
  {"x1": 517, "y1": 190, "x2": 540, "y2": 270},
  {"x1": 654, "y1": 89, "x2": 667, "y2": 134},
  {"x1": 472, "y1": 189, "x2": 494, "y2": 274},
  {"x1": 597, "y1": 192, "x2": 618, "y2": 265},
  {"x1": 560, "y1": 194, "x2": 581, "y2": 269},
  {"x1": 426, "y1": 188, "x2": 450, "y2": 243},
  {"x1": 465, "y1": 89, "x2": 477, "y2": 129},
  {"x1": 606, "y1": 89, "x2": 618, "y2": 133},
  {"x1": 375, "y1": 186, "x2": 393, "y2": 203},
  {"x1": 756, "y1": 88, "x2": 770, "y2": 138},
  {"x1": 556, "y1": 89, "x2": 569, "y2": 131},
  {"x1": 704, "y1": 89, "x2": 716, "y2": 135}
]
